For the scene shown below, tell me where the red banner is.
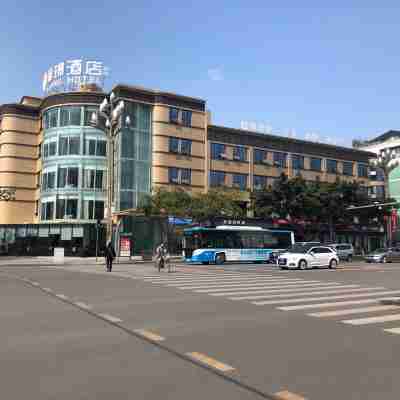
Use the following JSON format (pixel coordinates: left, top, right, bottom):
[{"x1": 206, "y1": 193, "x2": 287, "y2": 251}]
[{"x1": 391, "y1": 209, "x2": 397, "y2": 233}]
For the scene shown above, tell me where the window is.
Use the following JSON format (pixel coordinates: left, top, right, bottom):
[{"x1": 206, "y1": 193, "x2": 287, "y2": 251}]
[
  {"x1": 49, "y1": 141, "x2": 57, "y2": 156},
  {"x1": 59, "y1": 137, "x2": 68, "y2": 156},
  {"x1": 232, "y1": 173, "x2": 247, "y2": 190},
  {"x1": 43, "y1": 143, "x2": 49, "y2": 158},
  {"x1": 253, "y1": 175, "x2": 268, "y2": 190},
  {"x1": 310, "y1": 157, "x2": 322, "y2": 171},
  {"x1": 210, "y1": 170, "x2": 225, "y2": 187},
  {"x1": 60, "y1": 106, "x2": 81, "y2": 126},
  {"x1": 82, "y1": 200, "x2": 104, "y2": 220},
  {"x1": 169, "y1": 107, "x2": 179, "y2": 124},
  {"x1": 168, "y1": 167, "x2": 191, "y2": 185},
  {"x1": 41, "y1": 201, "x2": 54, "y2": 221},
  {"x1": 83, "y1": 107, "x2": 98, "y2": 126},
  {"x1": 292, "y1": 154, "x2": 304, "y2": 170},
  {"x1": 59, "y1": 136, "x2": 81, "y2": 156},
  {"x1": 44, "y1": 109, "x2": 58, "y2": 129},
  {"x1": 56, "y1": 198, "x2": 78, "y2": 220},
  {"x1": 233, "y1": 146, "x2": 247, "y2": 162},
  {"x1": 326, "y1": 159, "x2": 337, "y2": 174},
  {"x1": 83, "y1": 169, "x2": 103, "y2": 189},
  {"x1": 95, "y1": 170, "x2": 104, "y2": 189},
  {"x1": 169, "y1": 137, "x2": 192, "y2": 156},
  {"x1": 86, "y1": 139, "x2": 96, "y2": 155},
  {"x1": 57, "y1": 167, "x2": 79, "y2": 188},
  {"x1": 211, "y1": 143, "x2": 226, "y2": 160},
  {"x1": 169, "y1": 137, "x2": 179, "y2": 153},
  {"x1": 273, "y1": 152, "x2": 287, "y2": 168},
  {"x1": 69, "y1": 137, "x2": 80, "y2": 155},
  {"x1": 42, "y1": 171, "x2": 56, "y2": 190},
  {"x1": 96, "y1": 140, "x2": 107, "y2": 156},
  {"x1": 182, "y1": 110, "x2": 192, "y2": 127},
  {"x1": 254, "y1": 149, "x2": 268, "y2": 164},
  {"x1": 343, "y1": 162, "x2": 353, "y2": 176},
  {"x1": 358, "y1": 163, "x2": 368, "y2": 178}
]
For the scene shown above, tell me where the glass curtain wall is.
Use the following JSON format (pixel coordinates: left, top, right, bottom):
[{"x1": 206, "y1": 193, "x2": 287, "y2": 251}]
[{"x1": 117, "y1": 102, "x2": 152, "y2": 211}]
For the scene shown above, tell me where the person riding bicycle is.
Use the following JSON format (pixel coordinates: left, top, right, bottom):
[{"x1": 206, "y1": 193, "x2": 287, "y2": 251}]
[{"x1": 155, "y1": 242, "x2": 168, "y2": 271}]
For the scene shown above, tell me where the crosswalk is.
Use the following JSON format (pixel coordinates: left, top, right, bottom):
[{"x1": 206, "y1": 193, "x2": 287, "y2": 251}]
[{"x1": 140, "y1": 271, "x2": 400, "y2": 337}]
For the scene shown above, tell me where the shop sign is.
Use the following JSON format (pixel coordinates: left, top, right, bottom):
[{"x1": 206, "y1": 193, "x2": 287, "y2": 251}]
[
  {"x1": 120, "y1": 237, "x2": 131, "y2": 257},
  {"x1": 42, "y1": 59, "x2": 109, "y2": 94}
]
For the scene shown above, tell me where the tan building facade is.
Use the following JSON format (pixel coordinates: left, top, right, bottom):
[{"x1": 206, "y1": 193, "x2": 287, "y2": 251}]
[{"x1": 0, "y1": 84, "x2": 375, "y2": 225}]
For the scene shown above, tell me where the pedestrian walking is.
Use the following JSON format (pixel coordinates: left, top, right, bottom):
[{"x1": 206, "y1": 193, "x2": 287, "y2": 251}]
[{"x1": 104, "y1": 240, "x2": 116, "y2": 272}]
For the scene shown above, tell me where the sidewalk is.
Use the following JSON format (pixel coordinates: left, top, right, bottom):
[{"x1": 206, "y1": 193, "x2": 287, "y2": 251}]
[{"x1": 0, "y1": 255, "x2": 184, "y2": 266}]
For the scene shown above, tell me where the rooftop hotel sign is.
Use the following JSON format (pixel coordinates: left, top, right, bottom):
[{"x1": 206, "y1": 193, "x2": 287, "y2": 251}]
[{"x1": 42, "y1": 59, "x2": 109, "y2": 94}]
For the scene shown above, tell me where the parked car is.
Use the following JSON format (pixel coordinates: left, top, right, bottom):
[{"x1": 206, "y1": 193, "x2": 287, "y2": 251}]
[
  {"x1": 328, "y1": 243, "x2": 354, "y2": 262},
  {"x1": 278, "y1": 244, "x2": 339, "y2": 270},
  {"x1": 364, "y1": 248, "x2": 393, "y2": 263}
]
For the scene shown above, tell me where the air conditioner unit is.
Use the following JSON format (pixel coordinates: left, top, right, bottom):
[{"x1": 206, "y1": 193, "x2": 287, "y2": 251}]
[
  {"x1": 232, "y1": 183, "x2": 241, "y2": 189},
  {"x1": 219, "y1": 153, "x2": 229, "y2": 160},
  {"x1": 262, "y1": 159, "x2": 271, "y2": 166}
]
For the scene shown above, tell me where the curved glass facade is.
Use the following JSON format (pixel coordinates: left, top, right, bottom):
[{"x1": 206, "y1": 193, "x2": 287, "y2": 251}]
[{"x1": 40, "y1": 105, "x2": 107, "y2": 222}]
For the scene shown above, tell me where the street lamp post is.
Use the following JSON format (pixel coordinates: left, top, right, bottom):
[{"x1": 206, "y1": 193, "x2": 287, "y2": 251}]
[
  {"x1": 91, "y1": 93, "x2": 130, "y2": 243},
  {"x1": 370, "y1": 148, "x2": 400, "y2": 246}
]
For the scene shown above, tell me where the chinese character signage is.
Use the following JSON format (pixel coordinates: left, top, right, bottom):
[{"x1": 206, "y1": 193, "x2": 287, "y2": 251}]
[{"x1": 42, "y1": 59, "x2": 109, "y2": 94}]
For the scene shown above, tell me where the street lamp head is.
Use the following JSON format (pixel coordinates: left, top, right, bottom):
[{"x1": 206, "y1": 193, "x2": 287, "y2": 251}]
[
  {"x1": 99, "y1": 98, "x2": 108, "y2": 113},
  {"x1": 118, "y1": 100, "x2": 125, "y2": 110},
  {"x1": 125, "y1": 115, "x2": 131, "y2": 126},
  {"x1": 90, "y1": 111, "x2": 97, "y2": 124},
  {"x1": 110, "y1": 92, "x2": 116, "y2": 102},
  {"x1": 105, "y1": 119, "x2": 110, "y2": 128}
]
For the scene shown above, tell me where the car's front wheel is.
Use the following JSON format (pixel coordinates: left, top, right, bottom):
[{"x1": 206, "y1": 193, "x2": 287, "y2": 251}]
[
  {"x1": 381, "y1": 256, "x2": 387, "y2": 264},
  {"x1": 298, "y1": 260, "x2": 307, "y2": 270},
  {"x1": 329, "y1": 259, "x2": 338, "y2": 269},
  {"x1": 347, "y1": 255, "x2": 352, "y2": 262}
]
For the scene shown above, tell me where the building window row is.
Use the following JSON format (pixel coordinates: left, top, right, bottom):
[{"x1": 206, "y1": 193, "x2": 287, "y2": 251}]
[
  {"x1": 41, "y1": 167, "x2": 106, "y2": 191},
  {"x1": 42, "y1": 137, "x2": 107, "y2": 159},
  {"x1": 169, "y1": 137, "x2": 192, "y2": 156},
  {"x1": 43, "y1": 106, "x2": 98, "y2": 129},
  {"x1": 168, "y1": 167, "x2": 191, "y2": 185},
  {"x1": 40, "y1": 199, "x2": 104, "y2": 221},
  {"x1": 169, "y1": 107, "x2": 192, "y2": 127}
]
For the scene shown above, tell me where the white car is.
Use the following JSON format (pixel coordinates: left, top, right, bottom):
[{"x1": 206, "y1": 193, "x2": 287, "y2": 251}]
[{"x1": 278, "y1": 245, "x2": 339, "y2": 270}]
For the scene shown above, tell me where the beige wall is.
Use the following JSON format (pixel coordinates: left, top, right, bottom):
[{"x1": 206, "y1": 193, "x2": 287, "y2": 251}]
[{"x1": 0, "y1": 114, "x2": 40, "y2": 224}]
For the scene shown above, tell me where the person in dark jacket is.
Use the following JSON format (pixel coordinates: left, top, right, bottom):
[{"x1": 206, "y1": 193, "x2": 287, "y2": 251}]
[{"x1": 104, "y1": 240, "x2": 116, "y2": 272}]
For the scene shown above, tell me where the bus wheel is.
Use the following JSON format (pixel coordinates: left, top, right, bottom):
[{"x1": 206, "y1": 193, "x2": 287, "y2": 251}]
[{"x1": 215, "y1": 253, "x2": 225, "y2": 265}]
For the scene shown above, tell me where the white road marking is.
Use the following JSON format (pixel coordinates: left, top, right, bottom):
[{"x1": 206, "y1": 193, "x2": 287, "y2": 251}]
[
  {"x1": 74, "y1": 302, "x2": 93, "y2": 310},
  {"x1": 252, "y1": 290, "x2": 400, "y2": 306},
  {"x1": 133, "y1": 329, "x2": 165, "y2": 341},
  {"x1": 30, "y1": 281, "x2": 39, "y2": 286},
  {"x1": 143, "y1": 274, "x2": 274, "y2": 281},
  {"x1": 342, "y1": 314, "x2": 400, "y2": 325},
  {"x1": 42, "y1": 287, "x2": 53, "y2": 293},
  {"x1": 207, "y1": 282, "x2": 344, "y2": 296},
  {"x1": 161, "y1": 276, "x2": 290, "y2": 285},
  {"x1": 174, "y1": 279, "x2": 308, "y2": 290},
  {"x1": 383, "y1": 327, "x2": 400, "y2": 334},
  {"x1": 98, "y1": 313, "x2": 122, "y2": 323},
  {"x1": 278, "y1": 299, "x2": 381, "y2": 311},
  {"x1": 308, "y1": 305, "x2": 400, "y2": 318},
  {"x1": 230, "y1": 286, "x2": 381, "y2": 301},
  {"x1": 56, "y1": 294, "x2": 69, "y2": 300}
]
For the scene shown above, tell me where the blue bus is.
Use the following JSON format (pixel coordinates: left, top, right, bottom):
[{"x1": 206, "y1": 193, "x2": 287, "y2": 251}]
[{"x1": 183, "y1": 226, "x2": 295, "y2": 265}]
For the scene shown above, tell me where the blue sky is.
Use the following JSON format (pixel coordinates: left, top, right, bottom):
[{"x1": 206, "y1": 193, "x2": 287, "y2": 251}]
[{"x1": 1, "y1": 1, "x2": 400, "y2": 146}]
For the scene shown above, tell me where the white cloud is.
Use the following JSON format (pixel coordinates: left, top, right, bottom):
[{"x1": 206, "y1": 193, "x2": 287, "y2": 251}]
[{"x1": 207, "y1": 67, "x2": 224, "y2": 81}]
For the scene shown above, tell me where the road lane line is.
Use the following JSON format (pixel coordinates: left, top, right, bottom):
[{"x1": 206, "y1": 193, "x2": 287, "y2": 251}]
[
  {"x1": 98, "y1": 313, "x2": 123, "y2": 323},
  {"x1": 308, "y1": 305, "x2": 400, "y2": 317},
  {"x1": 342, "y1": 313, "x2": 400, "y2": 325},
  {"x1": 186, "y1": 352, "x2": 235, "y2": 372},
  {"x1": 274, "y1": 390, "x2": 307, "y2": 400},
  {"x1": 42, "y1": 287, "x2": 53, "y2": 293},
  {"x1": 253, "y1": 290, "x2": 400, "y2": 306},
  {"x1": 74, "y1": 301, "x2": 93, "y2": 310},
  {"x1": 133, "y1": 329, "x2": 165, "y2": 342},
  {"x1": 383, "y1": 327, "x2": 400, "y2": 334},
  {"x1": 143, "y1": 274, "x2": 274, "y2": 281},
  {"x1": 278, "y1": 299, "x2": 381, "y2": 311},
  {"x1": 207, "y1": 282, "x2": 344, "y2": 296},
  {"x1": 55, "y1": 294, "x2": 69, "y2": 300},
  {"x1": 30, "y1": 281, "x2": 39, "y2": 286},
  {"x1": 230, "y1": 286, "x2": 381, "y2": 301}
]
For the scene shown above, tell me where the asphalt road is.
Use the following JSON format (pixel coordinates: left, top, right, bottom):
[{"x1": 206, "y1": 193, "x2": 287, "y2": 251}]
[{"x1": 2, "y1": 260, "x2": 400, "y2": 400}]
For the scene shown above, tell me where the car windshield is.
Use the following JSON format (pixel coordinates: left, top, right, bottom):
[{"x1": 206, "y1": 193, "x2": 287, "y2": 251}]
[
  {"x1": 287, "y1": 244, "x2": 312, "y2": 254},
  {"x1": 371, "y1": 248, "x2": 386, "y2": 254}
]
